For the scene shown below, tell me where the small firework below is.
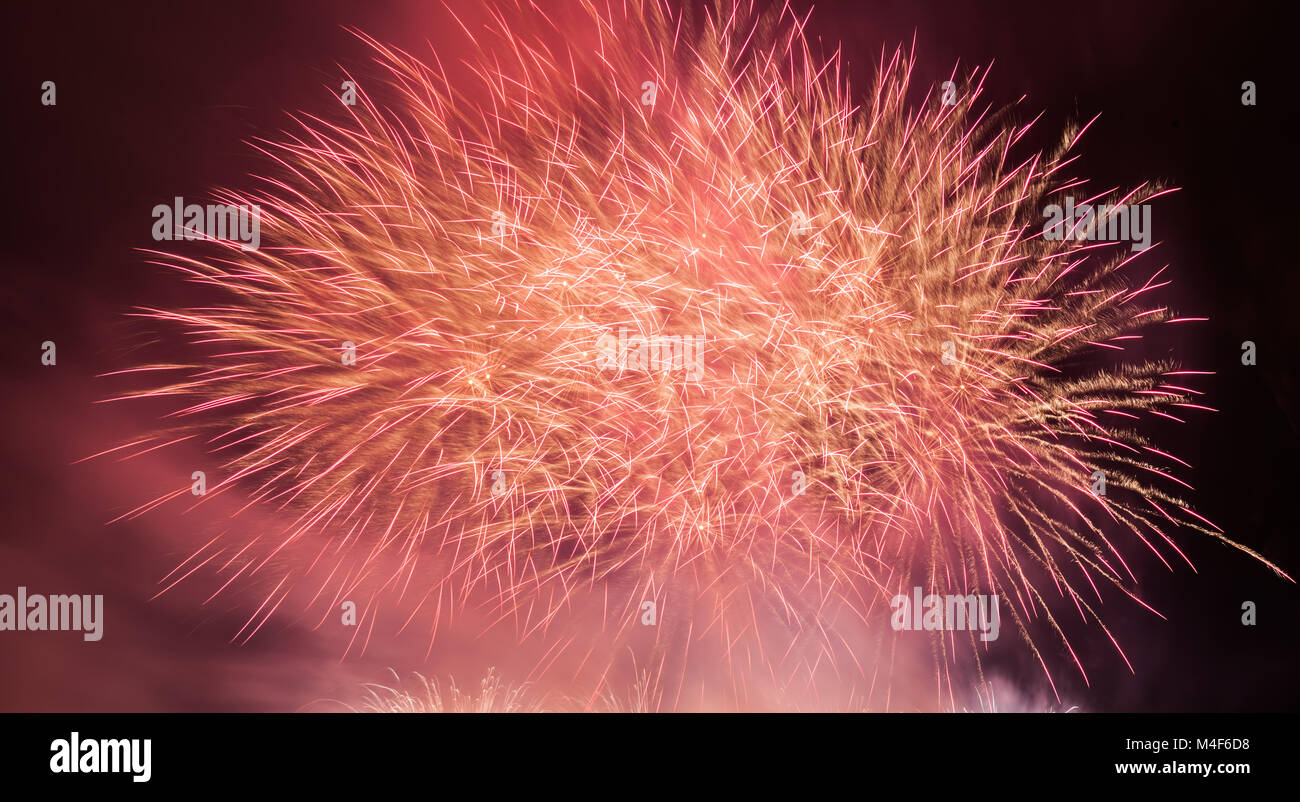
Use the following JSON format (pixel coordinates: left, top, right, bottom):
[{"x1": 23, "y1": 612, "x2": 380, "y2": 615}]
[{"x1": 356, "y1": 669, "x2": 540, "y2": 714}]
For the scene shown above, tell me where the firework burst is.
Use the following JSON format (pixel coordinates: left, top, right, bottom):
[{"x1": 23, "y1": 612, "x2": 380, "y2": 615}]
[
  {"x1": 99, "y1": 0, "x2": 1287, "y2": 710},
  {"x1": 355, "y1": 668, "x2": 540, "y2": 713}
]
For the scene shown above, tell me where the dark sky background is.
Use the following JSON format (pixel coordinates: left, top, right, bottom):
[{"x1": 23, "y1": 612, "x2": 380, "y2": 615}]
[{"x1": 0, "y1": 0, "x2": 1295, "y2": 712}]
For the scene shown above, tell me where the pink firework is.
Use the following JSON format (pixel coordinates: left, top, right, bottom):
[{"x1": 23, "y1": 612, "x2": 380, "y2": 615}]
[{"x1": 94, "y1": 0, "x2": 1287, "y2": 710}]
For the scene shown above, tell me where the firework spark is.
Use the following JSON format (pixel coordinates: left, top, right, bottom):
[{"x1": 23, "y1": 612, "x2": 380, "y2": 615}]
[
  {"x1": 99, "y1": 0, "x2": 1288, "y2": 710},
  {"x1": 355, "y1": 668, "x2": 540, "y2": 713}
]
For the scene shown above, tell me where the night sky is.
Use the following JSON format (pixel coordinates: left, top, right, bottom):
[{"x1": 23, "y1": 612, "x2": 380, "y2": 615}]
[{"x1": 1, "y1": 0, "x2": 1295, "y2": 712}]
